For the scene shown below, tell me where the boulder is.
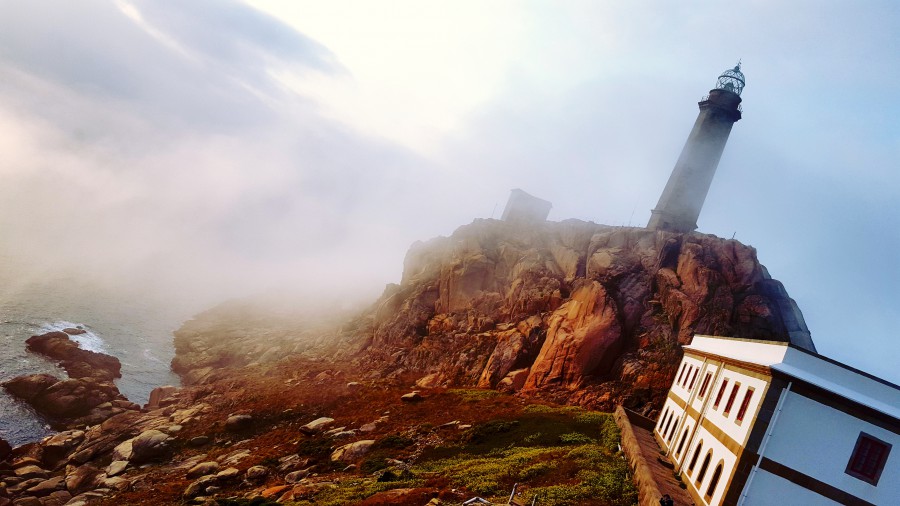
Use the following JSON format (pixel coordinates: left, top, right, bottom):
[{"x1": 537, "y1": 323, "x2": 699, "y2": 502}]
[
  {"x1": 0, "y1": 438, "x2": 11, "y2": 462},
  {"x1": 400, "y1": 392, "x2": 423, "y2": 403},
  {"x1": 24, "y1": 332, "x2": 121, "y2": 380},
  {"x1": 330, "y1": 440, "x2": 375, "y2": 463},
  {"x1": 13, "y1": 466, "x2": 47, "y2": 480},
  {"x1": 299, "y1": 417, "x2": 334, "y2": 435},
  {"x1": 64, "y1": 464, "x2": 100, "y2": 496},
  {"x1": 144, "y1": 385, "x2": 178, "y2": 410},
  {"x1": 23, "y1": 476, "x2": 64, "y2": 497},
  {"x1": 129, "y1": 430, "x2": 172, "y2": 463},
  {"x1": 215, "y1": 467, "x2": 240, "y2": 482},
  {"x1": 183, "y1": 475, "x2": 217, "y2": 499},
  {"x1": 244, "y1": 466, "x2": 268, "y2": 481},
  {"x1": 186, "y1": 462, "x2": 219, "y2": 479},
  {"x1": 224, "y1": 414, "x2": 253, "y2": 432},
  {"x1": 105, "y1": 461, "x2": 128, "y2": 477}
]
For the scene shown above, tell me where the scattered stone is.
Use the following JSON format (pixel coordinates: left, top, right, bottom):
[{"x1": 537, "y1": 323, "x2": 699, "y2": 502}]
[
  {"x1": 342, "y1": 464, "x2": 357, "y2": 472},
  {"x1": 284, "y1": 468, "x2": 311, "y2": 483},
  {"x1": 99, "y1": 476, "x2": 130, "y2": 491},
  {"x1": 359, "y1": 423, "x2": 377, "y2": 433},
  {"x1": 244, "y1": 466, "x2": 267, "y2": 481},
  {"x1": 332, "y1": 430, "x2": 357, "y2": 439},
  {"x1": 39, "y1": 490, "x2": 71, "y2": 506},
  {"x1": 437, "y1": 421, "x2": 460, "y2": 429},
  {"x1": 183, "y1": 475, "x2": 217, "y2": 498},
  {"x1": 330, "y1": 440, "x2": 375, "y2": 463},
  {"x1": 224, "y1": 414, "x2": 253, "y2": 432},
  {"x1": 400, "y1": 392, "x2": 424, "y2": 403},
  {"x1": 62, "y1": 328, "x2": 86, "y2": 335},
  {"x1": 299, "y1": 417, "x2": 334, "y2": 435},
  {"x1": 129, "y1": 430, "x2": 172, "y2": 463},
  {"x1": 164, "y1": 424, "x2": 183, "y2": 434},
  {"x1": 111, "y1": 440, "x2": 133, "y2": 462},
  {"x1": 64, "y1": 464, "x2": 100, "y2": 496},
  {"x1": 11, "y1": 496, "x2": 41, "y2": 506},
  {"x1": 217, "y1": 450, "x2": 249, "y2": 467},
  {"x1": 106, "y1": 461, "x2": 128, "y2": 477},
  {"x1": 13, "y1": 467, "x2": 47, "y2": 480},
  {"x1": 261, "y1": 485, "x2": 290, "y2": 498},
  {"x1": 323, "y1": 426, "x2": 346, "y2": 436},
  {"x1": 12, "y1": 458, "x2": 41, "y2": 469},
  {"x1": 188, "y1": 436, "x2": 211, "y2": 447},
  {"x1": 215, "y1": 467, "x2": 240, "y2": 482},
  {"x1": 24, "y1": 476, "x2": 64, "y2": 496},
  {"x1": 186, "y1": 462, "x2": 219, "y2": 479}
]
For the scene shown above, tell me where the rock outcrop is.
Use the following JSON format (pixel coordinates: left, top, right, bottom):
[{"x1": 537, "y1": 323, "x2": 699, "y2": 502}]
[
  {"x1": 352, "y1": 219, "x2": 812, "y2": 412},
  {"x1": 2, "y1": 333, "x2": 137, "y2": 429}
]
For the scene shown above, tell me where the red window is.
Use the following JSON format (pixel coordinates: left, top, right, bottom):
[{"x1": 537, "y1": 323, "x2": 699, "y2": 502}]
[
  {"x1": 688, "y1": 368, "x2": 699, "y2": 390},
  {"x1": 713, "y1": 379, "x2": 728, "y2": 409},
  {"x1": 681, "y1": 366, "x2": 692, "y2": 386},
  {"x1": 846, "y1": 432, "x2": 892, "y2": 485},
  {"x1": 698, "y1": 372, "x2": 712, "y2": 399},
  {"x1": 735, "y1": 388, "x2": 755, "y2": 422},
  {"x1": 723, "y1": 383, "x2": 740, "y2": 415},
  {"x1": 677, "y1": 363, "x2": 688, "y2": 385}
]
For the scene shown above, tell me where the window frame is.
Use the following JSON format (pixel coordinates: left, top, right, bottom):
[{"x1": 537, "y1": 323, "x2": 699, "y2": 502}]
[
  {"x1": 735, "y1": 387, "x2": 755, "y2": 424},
  {"x1": 845, "y1": 432, "x2": 892, "y2": 485},
  {"x1": 688, "y1": 367, "x2": 699, "y2": 390},
  {"x1": 723, "y1": 382, "x2": 741, "y2": 416},
  {"x1": 698, "y1": 372, "x2": 713, "y2": 399},
  {"x1": 713, "y1": 378, "x2": 729, "y2": 410}
]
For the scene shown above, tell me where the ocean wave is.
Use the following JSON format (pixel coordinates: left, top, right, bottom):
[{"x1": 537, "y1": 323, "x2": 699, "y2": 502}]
[{"x1": 39, "y1": 321, "x2": 109, "y2": 354}]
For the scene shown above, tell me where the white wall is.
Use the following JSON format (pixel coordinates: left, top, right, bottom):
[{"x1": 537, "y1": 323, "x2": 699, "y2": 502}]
[
  {"x1": 740, "y1": 469, "x2": 842, "y2": 506},
  {"x1": 702, "y1": 368, "x2": 770, "y2": 447},
  {"x1": 681, "y1": 424, "x2": 738, "y2": 506},
  {"x1": 757, "y1": 391, "x2": 899, "y2": 504}
]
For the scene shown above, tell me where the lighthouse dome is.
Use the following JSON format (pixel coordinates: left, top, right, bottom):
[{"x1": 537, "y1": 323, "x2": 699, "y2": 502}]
[{"x1": 716, "y1": 63, "x2": 745, "y2": 96}]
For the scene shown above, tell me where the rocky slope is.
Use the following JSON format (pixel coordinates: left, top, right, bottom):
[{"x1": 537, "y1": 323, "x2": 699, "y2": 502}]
[{"x1": 172, "y1": 218, "x2": 812, "y2": 416}]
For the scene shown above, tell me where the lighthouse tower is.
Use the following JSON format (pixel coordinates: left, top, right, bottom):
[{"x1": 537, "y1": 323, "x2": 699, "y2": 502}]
[{"x1": 647, "y1": 64, "x2": 745, "y2": 232}]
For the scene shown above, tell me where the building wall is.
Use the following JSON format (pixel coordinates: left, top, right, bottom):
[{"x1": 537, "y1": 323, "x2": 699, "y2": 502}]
[
  {"x1": 740, "y1": 470, "x2": 842, "y2": 506},
  {"x1": 743, "y1": 390, "x2": 900, "y2": 504},
  {"x1": 656, "y1": 353, "x2": 775, "y2": 506}
]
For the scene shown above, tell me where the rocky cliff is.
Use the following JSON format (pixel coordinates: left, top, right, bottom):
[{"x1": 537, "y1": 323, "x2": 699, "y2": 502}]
[
  {"x1": 349, "y1": 219, "x2": 811, "y2": 413},
  {"x1": 170, "y1": 218, "x2": 811, "y2": 416}
]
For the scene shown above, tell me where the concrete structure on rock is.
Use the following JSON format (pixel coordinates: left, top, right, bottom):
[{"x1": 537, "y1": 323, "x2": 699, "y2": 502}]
[
  {"x1": 655, "y1": 335, "x2": 898, "y2": 506},
  {"x1": 501, "y1": 189, "x2": 552, "y2": 223},
  {"x1": 648, "y1": 64, "x2": 745, "y2": 233}
]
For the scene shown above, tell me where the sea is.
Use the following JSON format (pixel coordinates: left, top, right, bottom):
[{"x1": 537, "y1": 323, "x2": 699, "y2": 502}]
[{"x1": 0, "y1": 268, "x2": 197, "y2": 447}]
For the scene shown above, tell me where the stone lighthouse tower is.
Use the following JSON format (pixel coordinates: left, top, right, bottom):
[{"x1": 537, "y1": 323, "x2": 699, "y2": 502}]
[{"x1": 647, "y1": 64, "x2": 745, "y2": 232}]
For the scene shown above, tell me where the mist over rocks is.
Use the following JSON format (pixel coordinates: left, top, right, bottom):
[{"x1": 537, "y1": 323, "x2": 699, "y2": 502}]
[{"x1": 168, "y1": 218, "x2": 811, "y2": 416}]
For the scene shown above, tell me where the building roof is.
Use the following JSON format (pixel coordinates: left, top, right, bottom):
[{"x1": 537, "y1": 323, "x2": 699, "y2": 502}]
[{"x1": 684, "y1": 335, "x2": 900, "y2": 421}]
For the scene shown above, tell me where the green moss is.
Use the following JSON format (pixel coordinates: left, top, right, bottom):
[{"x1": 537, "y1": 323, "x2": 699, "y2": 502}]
[
  {"x1": 289, "y1": 479, "x2": 421, "y2": 506},
  {"x1": 559, "y1": 432, "x2": 596, "y2": 445}
]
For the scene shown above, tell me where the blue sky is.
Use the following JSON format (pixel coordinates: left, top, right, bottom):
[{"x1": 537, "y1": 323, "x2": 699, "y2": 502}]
[{"x1": 0, "y1": 1, "x2": 897, "y2": 383}]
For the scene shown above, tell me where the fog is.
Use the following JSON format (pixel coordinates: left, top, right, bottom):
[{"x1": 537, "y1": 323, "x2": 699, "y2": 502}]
[{"x1": 0, "y1": 1, "x2": 897, "y2": 382}]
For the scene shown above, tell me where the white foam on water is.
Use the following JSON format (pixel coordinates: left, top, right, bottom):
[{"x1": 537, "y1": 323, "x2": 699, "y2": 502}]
[{"x1": 39, "y1": 320, "x2": 109, "y2": 354}]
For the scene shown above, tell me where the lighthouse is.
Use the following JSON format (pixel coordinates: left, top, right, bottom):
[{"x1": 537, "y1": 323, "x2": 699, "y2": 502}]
[{"x1": 647, "y1": 64, "x2": 745, "y2": 232}]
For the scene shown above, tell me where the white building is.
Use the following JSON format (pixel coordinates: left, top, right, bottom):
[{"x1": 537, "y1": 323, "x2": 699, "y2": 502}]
[{"x1": 655, "y1": 335, "x2": 899, "y2": 506}]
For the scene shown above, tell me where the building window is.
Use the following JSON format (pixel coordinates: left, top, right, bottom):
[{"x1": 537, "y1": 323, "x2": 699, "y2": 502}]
[
  {"x1": 662, "y1": 412, "x2": 674, "y2": 437},
  {"x1": 735, "y1": 387, "x2": 755, "y2": 423},
  {"x1": 681, "y1": 366, "x2": 692, "y2": 387},
  {"x1": 667, "y1": 417, "x2": 679, "y2": 441},
  {"x1": 723, "y1": 382, "x2": 741, "y2": 416},
  {"x1": 698, "y1": 372, "x2": 712, "y2": 398},
  {"x1": 695, "y1": 451, "x2": 712, "y2": 485},
  {"x1": 688, "y1": 441, "x2": 703, "y2": 473},
  {"x1": 845, "y1": 432, "x2": 892, "y2": 485},
  {"x1": 676, "y1": 428, "x2": 690, "y2": 457},
  {"x1": 713, "y1": 379, "x2": 729, "y2": 410},
  {"x1": 705, "y1": 461, "x2": 724, "y2": 498},
  {"x1": 688, "y1": 368, "x2": 699, "y2": 390},
  {"x1": 657, "y1": 408, "x2": 669, "y2": 430},
  {"x1": 677, "y1": 363, "x2": 688, "y2": 385}
]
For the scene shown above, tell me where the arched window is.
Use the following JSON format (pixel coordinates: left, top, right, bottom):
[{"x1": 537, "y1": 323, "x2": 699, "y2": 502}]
[
  {"x1": 696, "y1": 451, "x2": 713, "y2": 486},
  {"x1": 662, "y1": 412, "x2": 674, "y2": 437},
  {"x1": 667, "y1": 417, "x2": 680, "y2": 441},
  {"x1": 676, "y1": 428, "x2": 690, "y2": 457},
  {"x1": 658, "y1": 408, "x2": 670, "y2": 429},
  {"x1": 705, "y1": 461, "x2": 724, "y2": 498},
  {"x1": 688, "y1": 441, "x2": 703, "y2": 473},
  {"x1": 676, "y1": 363, "x2": 688, "y2": 385}
]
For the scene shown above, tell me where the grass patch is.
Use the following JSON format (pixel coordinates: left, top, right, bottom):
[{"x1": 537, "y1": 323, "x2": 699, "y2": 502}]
[
  {"x1": 415, "y1": 404, "x2": 637, "y2": 506},
  {"x1": 290, "y1": 479, "x2": 421, "y2": 506},
  {"x1": 448, "y1": 388, "x2": 502, "y2": 402}
]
